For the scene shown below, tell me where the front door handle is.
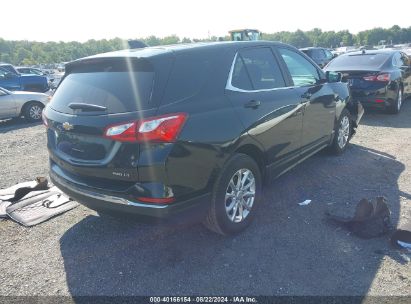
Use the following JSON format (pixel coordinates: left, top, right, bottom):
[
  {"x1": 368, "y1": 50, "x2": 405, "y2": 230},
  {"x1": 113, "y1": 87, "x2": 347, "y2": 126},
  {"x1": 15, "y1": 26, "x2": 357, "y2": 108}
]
[{"x1": 244, "y1": 100, "x2": 261, "y2": 109}]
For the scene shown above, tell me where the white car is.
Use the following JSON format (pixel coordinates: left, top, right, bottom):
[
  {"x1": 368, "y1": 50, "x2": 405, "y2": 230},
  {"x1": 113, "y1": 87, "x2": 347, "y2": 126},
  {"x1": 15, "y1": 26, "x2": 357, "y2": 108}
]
[{"x1": 0, "y1": 87, "x2": 50, "y2": 122}]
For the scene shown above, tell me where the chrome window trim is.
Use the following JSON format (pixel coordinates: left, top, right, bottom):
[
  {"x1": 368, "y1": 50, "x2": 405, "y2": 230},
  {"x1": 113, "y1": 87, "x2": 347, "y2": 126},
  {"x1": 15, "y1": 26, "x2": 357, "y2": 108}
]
[{"x1": 225, "y1": 52, "x2": 296, "y2": 93}]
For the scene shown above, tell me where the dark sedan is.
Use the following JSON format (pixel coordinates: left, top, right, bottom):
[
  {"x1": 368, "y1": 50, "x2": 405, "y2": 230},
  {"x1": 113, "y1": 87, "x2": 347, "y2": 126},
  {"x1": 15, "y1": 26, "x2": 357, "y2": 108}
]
[
  {"x1": 45, "y1": 41, "x2": 363, "y2": 235},
  {"x1": 324, "y1": 50, "x2": 411, "y2": 113}
]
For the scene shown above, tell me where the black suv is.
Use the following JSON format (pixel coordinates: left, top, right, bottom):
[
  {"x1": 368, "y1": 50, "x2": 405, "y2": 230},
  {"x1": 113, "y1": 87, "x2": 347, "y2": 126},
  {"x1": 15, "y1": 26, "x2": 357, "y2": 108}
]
[
  {"x1": 44, "y1": 41, "x2": 363, "y2": 235},
  {"x1": 300, "y1": 47, "x2": 334, "y2": 68}
]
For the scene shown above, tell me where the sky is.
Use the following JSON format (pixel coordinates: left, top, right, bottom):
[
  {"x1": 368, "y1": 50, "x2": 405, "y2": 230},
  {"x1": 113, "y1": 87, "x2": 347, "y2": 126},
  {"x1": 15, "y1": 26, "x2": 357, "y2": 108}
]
[{"x1": 2, "y1": 0, "x2": 410, "y2": 42}]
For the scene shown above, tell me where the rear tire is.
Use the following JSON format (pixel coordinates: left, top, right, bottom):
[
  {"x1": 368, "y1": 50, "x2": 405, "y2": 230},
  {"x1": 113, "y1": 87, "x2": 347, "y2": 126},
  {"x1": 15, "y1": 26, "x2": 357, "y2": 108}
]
[
  {"x1": 386, "y1": 88, "x2": 402, "y2": 114},
  {"x1": 329, "y1": 109, "x2": 351, "y2": 155},
  {"x1": 203, "y1": 154, "x2": 262, "y2": 235},
  {"x1": 23, "y1": 102, "x2": 43, "y2": 122}
]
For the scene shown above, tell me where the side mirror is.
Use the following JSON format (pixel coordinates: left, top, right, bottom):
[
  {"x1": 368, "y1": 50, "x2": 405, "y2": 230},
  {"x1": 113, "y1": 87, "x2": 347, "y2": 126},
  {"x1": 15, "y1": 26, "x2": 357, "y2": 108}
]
[{"x1": 326, "y1": 71, "x2": 342, "y2": 83}]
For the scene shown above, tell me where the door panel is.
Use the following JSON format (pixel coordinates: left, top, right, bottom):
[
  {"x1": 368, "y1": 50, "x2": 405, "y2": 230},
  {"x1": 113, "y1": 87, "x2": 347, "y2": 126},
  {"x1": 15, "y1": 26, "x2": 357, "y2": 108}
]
[
  {"x1": 0, "y1": 92, "x2": 17, "y2": 118},
  {"x1": 292, "y1": 84, "x2": 336, "y2": 154},
  {"x1": 276, "y1": 47, "x2": 335, "y2": 156},
  {"x1": 225, "y1": 47, "x2": 303, "y2": 174}
]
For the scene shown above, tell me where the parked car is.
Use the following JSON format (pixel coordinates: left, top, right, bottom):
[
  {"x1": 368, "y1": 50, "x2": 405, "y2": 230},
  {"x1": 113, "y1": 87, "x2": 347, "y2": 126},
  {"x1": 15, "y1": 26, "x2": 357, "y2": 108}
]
[
  {"x1": 324, "y1": 50, "x2": 411, "y2": 114},
  {"x1": 44, "y1": 41, "x2": 363, "y2": 235},
  {"x1": 16, "y1": 66, "x2": 61, "y2": 90},
  {"x1": 0, "y1": 64, "x2": 49, "y2": 93},
  {"x1": 300, "y1": 47, "x2": 334, "y2": 67},
  {"x1": 0, "y1": 87, "x2": 50, "y2": 121}
]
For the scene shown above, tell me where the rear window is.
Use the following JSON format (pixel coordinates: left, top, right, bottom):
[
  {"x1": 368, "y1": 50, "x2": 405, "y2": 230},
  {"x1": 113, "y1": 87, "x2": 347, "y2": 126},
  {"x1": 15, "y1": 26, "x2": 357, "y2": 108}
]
[
  {"x1": 50, "y1": 59, "x2": 155, "y2": 115},
  {"x1": 327, "y1": 53, "x2": 390, "y2": 69}
]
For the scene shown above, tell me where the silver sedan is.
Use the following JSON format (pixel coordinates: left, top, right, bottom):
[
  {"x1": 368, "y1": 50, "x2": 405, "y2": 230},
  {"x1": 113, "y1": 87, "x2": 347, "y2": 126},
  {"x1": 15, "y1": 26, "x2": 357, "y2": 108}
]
[{"x1": 0, "y1": 87, "x2": 50, "y2": 122}]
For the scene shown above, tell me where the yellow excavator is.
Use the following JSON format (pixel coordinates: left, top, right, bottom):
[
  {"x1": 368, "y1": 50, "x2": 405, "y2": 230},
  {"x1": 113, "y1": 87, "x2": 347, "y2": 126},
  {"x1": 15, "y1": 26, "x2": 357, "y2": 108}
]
[{"x1": 229, "y1": 29, "x2": 261, "y2": 41}]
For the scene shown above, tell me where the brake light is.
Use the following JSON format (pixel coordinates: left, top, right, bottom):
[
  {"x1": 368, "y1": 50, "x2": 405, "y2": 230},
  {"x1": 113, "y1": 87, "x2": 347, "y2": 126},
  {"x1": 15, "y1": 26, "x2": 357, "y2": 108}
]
[
  {"x1": 363, "y1": 73, "x2": 390, "y2": 82},
  {"x1": 104, "y1": 113, "x2": 187, "y2": 143}
]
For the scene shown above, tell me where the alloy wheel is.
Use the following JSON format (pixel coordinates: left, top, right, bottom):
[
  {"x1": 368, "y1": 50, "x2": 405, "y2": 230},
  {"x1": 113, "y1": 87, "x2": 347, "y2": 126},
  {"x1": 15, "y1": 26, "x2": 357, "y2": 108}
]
[
  {"x1": 29, "y1": 105, "x2": 42, "y2": 120},
  {"x1": 337, "y1": 116, "x2": 350, "y2": 149},
  {"x1": 397, "y1": 90, "x2": 402, "y2": 111},
  {"x1": 225, "y1": 168, "x2": 256, "y2": 223}
]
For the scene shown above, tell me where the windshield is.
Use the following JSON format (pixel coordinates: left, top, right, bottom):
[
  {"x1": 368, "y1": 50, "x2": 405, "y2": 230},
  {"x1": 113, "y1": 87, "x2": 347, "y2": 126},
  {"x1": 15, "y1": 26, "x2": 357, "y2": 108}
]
[{"x1": 327, "y1": 53, "x2": 390, "y2": 69}]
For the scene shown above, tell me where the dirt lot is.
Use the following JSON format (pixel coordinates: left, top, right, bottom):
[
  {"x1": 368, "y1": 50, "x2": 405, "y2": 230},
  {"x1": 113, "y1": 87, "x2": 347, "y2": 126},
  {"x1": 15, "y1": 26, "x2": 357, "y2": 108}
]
[{"x1": 0, "y1": 102, "x2": 410, "y2": 297}]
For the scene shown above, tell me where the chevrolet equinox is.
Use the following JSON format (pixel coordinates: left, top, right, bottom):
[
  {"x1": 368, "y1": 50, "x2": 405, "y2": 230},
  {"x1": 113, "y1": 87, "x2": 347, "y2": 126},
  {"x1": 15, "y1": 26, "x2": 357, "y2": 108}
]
[{"x1": 44, "y1": 41, "x2": 364, "y2": 235}]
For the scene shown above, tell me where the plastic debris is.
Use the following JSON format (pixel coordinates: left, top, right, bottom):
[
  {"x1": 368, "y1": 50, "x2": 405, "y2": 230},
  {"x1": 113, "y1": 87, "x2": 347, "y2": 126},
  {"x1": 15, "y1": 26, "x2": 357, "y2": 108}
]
[{"x1": 298, "y1": 200, "x2": 311, "y2": 206}]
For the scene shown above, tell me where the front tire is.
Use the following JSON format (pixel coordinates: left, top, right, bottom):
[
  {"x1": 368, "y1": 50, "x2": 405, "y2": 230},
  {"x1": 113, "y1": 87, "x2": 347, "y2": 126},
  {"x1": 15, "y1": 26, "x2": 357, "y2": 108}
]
[
  {"x1": 329, "y1": 109, "x2": 351, "y2": 155},
  {"x1": 203, "y1": 154, "x2": 262, "y2": 235}
]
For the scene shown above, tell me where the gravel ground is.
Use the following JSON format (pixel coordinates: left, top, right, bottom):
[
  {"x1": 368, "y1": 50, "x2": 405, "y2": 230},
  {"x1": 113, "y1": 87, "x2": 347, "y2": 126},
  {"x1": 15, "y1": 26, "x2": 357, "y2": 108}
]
[{"x1": 0, "y1": 102, "x2": 410, "y2": 297}]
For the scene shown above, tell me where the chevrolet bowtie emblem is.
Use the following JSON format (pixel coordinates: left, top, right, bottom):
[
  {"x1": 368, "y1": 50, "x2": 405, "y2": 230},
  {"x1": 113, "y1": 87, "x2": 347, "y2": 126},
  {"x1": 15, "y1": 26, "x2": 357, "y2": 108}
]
[{"x1": 62, "y1": 122, "x2": 74, "y2": 131}]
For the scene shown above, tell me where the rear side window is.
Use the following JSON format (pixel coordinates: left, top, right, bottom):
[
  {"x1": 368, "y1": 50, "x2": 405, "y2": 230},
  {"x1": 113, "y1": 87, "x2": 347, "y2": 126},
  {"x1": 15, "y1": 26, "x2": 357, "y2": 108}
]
[
  {"x1": 161, "y1": 52, "x2": 212, "y2": 104},
  {"x1": 278, "y1": 48, "x2": 320, "y2": 86},
  {"x1": 50, "y1": 59, "x2": 155, "y2": 115},
  {"x1": 231, "y1": 48, "x2": 286, "y2": 90}
]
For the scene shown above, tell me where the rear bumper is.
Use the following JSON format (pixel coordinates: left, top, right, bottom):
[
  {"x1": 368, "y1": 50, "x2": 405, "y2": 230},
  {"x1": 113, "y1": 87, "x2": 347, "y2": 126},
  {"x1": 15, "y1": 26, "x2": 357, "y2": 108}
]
[
  {"x1": 355, "y1": 97, "x2": 390, "y2": 109},
  {"x1": 50, "y1": 166, "x2": 211, "y2": 223},
  {"x1": 351, "y1": 86, "x2": 396, "y2": 109}
]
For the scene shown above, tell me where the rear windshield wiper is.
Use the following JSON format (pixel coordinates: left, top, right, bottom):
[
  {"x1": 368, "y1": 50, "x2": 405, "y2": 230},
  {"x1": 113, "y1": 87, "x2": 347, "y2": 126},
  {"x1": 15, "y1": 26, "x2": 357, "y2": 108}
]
[{"x1": 68, "y1": 103, "x2": 107, "y2": 112}]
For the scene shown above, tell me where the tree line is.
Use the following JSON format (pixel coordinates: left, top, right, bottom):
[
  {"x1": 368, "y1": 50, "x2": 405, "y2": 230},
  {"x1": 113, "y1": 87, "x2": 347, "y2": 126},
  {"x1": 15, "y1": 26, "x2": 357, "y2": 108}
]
[{"x1": 1, "y1": 25, "x2": 410, "y2": 66}]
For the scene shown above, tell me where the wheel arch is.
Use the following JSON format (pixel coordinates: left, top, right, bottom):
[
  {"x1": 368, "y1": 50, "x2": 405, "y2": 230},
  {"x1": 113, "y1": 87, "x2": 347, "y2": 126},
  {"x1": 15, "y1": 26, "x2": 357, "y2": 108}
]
[
  {"x1": 234, "y1": 144, "x2": 266, "y2": 180},
  {"x1": 20, "y1": 100, "x2": 44, "y2": 117}
]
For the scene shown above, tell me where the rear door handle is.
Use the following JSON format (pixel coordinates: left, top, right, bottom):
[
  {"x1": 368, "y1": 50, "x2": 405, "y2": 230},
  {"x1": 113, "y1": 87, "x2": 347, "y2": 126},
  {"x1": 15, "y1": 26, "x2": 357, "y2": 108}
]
[{"x1": 244, "y1": 100, "x2": 261, "y2": 109}]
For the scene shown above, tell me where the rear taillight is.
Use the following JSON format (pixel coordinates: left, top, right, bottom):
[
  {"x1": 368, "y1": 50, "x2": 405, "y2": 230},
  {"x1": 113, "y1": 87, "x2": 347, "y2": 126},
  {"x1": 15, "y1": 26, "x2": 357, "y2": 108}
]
[
  {"x1": 363, "y1": 73, "x2": 390, "y2": 82},
  {"x1": 104, "y1": 113, "x2": 187, "y2": 143}
]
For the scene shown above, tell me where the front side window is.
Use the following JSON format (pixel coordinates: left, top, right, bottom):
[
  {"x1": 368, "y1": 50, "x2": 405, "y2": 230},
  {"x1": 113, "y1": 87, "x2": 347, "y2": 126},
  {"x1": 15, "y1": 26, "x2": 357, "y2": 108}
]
[
  {"x1": 278, "y1": 48, "x2": 320, "y2": 86},
  {"x1": 231, "y1": 48, "x2": 286, "y2": 91}
]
